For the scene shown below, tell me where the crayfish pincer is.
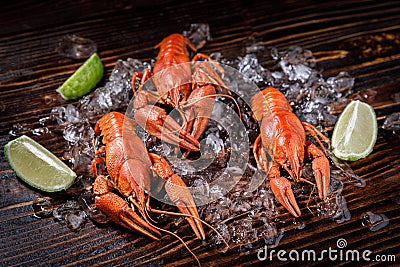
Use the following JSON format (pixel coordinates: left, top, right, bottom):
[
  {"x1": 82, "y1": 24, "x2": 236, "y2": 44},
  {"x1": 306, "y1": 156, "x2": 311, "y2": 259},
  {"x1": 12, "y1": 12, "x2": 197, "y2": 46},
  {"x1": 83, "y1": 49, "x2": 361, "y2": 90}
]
[
  {"x1": 91, "y1": 111, "x2": 205, "y2": 240},
  {"x1": 251, "y1": 87, "x2": 331, "y2": 217}
]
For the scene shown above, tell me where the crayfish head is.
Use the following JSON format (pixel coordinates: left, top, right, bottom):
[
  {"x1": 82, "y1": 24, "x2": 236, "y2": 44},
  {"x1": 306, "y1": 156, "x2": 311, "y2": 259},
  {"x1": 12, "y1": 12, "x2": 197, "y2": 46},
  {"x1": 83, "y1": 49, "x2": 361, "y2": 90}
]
[
  {"x1": 285, "y1": 149, "x2": 303, "y2": 181},
  {"x1": 275, "y1": 134, "x2": 304, "y2": 181},
  {"x1": 165, "y1": 87, "x2": 184, "y2": 108}
]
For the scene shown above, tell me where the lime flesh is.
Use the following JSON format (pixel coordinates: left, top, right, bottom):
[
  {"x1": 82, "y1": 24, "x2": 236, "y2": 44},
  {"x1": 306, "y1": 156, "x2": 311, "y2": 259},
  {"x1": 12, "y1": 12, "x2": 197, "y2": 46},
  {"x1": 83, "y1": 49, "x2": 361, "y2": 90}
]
[
  {"x1": 4, "y1": 135, "x2": 76, "y2": 192},
  {"x1": 331, "y1": 100, "x2": 377, "y2": 161},
  {"x1": 56, "y1": 52, "x2": 104, "y2": 100}
]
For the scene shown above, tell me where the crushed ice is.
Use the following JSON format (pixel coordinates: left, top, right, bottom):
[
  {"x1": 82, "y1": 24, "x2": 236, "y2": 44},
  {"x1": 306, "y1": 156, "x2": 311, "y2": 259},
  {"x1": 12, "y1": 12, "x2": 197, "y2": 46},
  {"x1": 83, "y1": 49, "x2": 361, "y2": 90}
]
[
  {"x1": 200, "y1": 43, "x2": 360, "y2": 249},
  {"x1": 237, "y1": 54, "x2": 269, "y2": 83},
  {"x1": 47, "y1": 58, "x2": 150, "y2": 177},
  {"x1": 34, "y1": 25, "x2": 366, "y2": 250},
  {"x1": 183, "y1": 23, "x2": 211, "y2": 50}
]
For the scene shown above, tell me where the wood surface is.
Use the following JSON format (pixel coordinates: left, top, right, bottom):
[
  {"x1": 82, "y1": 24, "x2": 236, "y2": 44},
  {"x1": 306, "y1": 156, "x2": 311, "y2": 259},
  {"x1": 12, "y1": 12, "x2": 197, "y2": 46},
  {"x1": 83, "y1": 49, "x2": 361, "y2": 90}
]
[{"x1": 0, "y1": 0, "x2": 399, "y2": 266}]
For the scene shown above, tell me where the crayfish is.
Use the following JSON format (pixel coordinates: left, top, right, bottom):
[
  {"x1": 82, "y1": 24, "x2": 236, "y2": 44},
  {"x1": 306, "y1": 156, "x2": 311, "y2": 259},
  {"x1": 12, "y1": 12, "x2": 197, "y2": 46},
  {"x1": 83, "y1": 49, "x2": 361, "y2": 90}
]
[
  {"x1": 251, "y1": 87, "x2": 331, "y2": 217},
  {"x1": 131, "y1": 33, "x2": 232, "y2": 156},
  {"x1": 91, "y1": 112, "x2": 205, "y2": 240}
]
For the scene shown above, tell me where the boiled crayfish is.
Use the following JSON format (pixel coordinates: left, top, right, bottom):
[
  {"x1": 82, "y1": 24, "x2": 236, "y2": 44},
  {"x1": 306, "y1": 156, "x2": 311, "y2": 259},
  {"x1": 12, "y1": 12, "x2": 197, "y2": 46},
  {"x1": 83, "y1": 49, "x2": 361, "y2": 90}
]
[
  {"x1": 131, "y1": 33, "x2": 230, "y2": 155},
  {"x1": 91, "y1": 112, "x2": 205, "y2": 240},
  {"x1": 251, "y1": 87, "x2": 331, "y2": 217}
]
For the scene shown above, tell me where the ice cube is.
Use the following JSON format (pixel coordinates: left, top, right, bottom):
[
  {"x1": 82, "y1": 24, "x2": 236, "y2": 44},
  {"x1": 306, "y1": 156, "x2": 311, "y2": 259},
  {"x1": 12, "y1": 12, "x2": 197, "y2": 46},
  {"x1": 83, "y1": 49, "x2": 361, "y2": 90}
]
[
  {"x1": 53, "y1": 200, "x2": 81, "y2": 221},
  {"x1": 32, "y1": 197, "x2": 54, "y2": 218},
  {"x1": 63, "y1": 122, "x2": 94, "y2": 145},
  {"x1": 78, "y1": 191, "x2": 110, "y2": 225},
  {"x1": 237, "y1": 54, "x2": 268, "y2": 83},
  {"x1": 65, "y1": 104, "x2": 83, "y2": 124},
  {"x1": 191, "y1": 178, "x2": 210, "y2": 205},
  {"x1": 31, "y1": 127, "x2": 50, "y2": 136},
  {"x1": 382, "y1": 112, "x2": 400, "y2": 131},
  {"x1": 66, "y1": 210, "x2": 87, "y2": 231},
  {"x1": 246, "y1": 42, "x2": 265, "y2": 54},
  {"x1": 326, "y1": 72, "x2": 354, "y2": 94},
  {"x1": 205, "y1": 132, "x2": 224, "y2": 154},
  {"x1": 229, "y1": 219, "x2": 253, "y2": 245},
  {"x1": 183, "y1": 23, "x2": 211, "y2": 50},
  {"x1": 361, "y1": 212, "x2": 389, "y2": 231},
  {"x1": 56, "y1": 35, "x2": 97, "y2": 59},
  {"x1": 279, "y1": 60, "x2": 312, "y2": 82},
  {"x1": 331, "y1": 195, "x2": 351, "y2": 223}
]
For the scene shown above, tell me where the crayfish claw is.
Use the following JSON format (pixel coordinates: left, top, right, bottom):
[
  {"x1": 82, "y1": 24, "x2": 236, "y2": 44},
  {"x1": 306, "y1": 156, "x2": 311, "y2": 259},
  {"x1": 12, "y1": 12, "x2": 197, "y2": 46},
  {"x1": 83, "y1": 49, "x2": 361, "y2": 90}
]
[
  {"x1": 134, "y1": 105, "x2": 200, "y2": 151},
  {"x1": 149, "y1": 153, "x2": 206, "y2": 240},
  {"x1": 270, "y1": 176, "x2": 302, "y2": 217},
  {"x1": 268, "y1": 164, "x2": 301, "y2": 217},
  {"x1": 162, "y1": 113, "x2": 201, "y2": 151},
  {"x1": 306, "y1": 142, "x2": 330, "y2": 200},
  {"x1": 93, "y1": 175, "x2": 161, "y2": 240},
  {"x1": 164, "y1": 176, "x2": 206, "y2": 240}
]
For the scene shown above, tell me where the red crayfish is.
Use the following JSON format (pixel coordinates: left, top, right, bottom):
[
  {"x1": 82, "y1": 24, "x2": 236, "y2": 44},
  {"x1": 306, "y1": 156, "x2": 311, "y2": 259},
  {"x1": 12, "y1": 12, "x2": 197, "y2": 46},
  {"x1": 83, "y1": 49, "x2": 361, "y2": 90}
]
[
  {"x1": 251, "y1": 87, "x2": 331, "y2": 217},
  {"x1": 91, "y1": 112, "x2": 205, "y2": 240},
  {"x1": 131, "y1": 33, "x2": 231, "y2": 155}
]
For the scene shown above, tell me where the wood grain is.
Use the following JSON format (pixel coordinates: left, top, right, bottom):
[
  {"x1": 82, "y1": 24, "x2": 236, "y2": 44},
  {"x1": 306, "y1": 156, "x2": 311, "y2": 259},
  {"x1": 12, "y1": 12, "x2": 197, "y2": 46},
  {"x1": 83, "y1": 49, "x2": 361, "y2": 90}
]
[{"x1": 1, "y1": 0, "x2": 399, "y2": 266}]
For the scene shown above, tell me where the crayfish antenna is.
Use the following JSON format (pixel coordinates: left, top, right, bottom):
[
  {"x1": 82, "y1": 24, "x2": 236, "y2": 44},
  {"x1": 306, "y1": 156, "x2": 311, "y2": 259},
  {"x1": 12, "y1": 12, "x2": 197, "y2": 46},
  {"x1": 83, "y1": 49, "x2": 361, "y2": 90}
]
[
  {"x1": 143, "y1": 195, "x2": 159, "y2": 225},
  {"x1": 302, "y1": 122, "x2": 331, "y2": 153},
  {"x1": 306, "y1": 184, "x2": 317, "y2": 217},
  {"x1": 141, "y1": 198, "x2": 202, "y2": 267},
  {"x1": 147, "y1": 220, "x2": 201, "y2": 267},
  {"x1": 146, "y1": 205, "x2": 230, "y2": 250}
]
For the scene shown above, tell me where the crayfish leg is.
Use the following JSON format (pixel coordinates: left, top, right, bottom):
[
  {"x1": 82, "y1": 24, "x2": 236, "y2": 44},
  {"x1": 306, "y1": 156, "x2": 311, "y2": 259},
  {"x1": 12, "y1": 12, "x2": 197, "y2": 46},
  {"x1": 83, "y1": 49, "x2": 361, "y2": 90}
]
[
  {"x1": 91, "y1": 157, "x2": 106, "y2": 176},
  {"x1": 302, "y1": 122, "x2": 331, "y2": 152},
  {"x1": 253, "y1": 135, "x2": 265, "y2": 171},
  {"x1": 133, "y1": 105, "x2": 200, "y2": 151},
  {"x1": 131, "y1": 68, "x2": 153, "y2": 93},
  {"x1": 192, "y1": 53, "x2": 225, "y2": 78}
]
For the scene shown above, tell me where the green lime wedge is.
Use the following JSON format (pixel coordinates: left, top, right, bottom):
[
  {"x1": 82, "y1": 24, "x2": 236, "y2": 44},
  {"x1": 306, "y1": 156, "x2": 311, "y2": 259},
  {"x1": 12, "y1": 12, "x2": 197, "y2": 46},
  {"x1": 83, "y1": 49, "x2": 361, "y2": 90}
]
[
  {"x1": 56, "y1": 53, "x2": 104, "y2": 100},
  {"x1": 4, "y1": 135, "x2": 76, "y2": 192},
  {"x1": 331, "y1": 100, "x2": 378, "y2": 161}
]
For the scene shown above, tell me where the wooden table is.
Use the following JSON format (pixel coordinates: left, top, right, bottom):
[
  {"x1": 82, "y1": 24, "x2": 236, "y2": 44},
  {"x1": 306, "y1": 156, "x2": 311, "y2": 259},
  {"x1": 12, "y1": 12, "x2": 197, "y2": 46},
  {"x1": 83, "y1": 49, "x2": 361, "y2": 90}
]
[{"x1": 1, "y1": 1, "x2": 399, "y2": 266}]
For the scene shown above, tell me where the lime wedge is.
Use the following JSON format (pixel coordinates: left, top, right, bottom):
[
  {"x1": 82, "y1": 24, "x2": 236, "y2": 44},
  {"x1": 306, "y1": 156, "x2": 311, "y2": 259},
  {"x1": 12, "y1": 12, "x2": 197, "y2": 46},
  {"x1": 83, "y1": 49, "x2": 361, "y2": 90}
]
[
  {"x1": 56, "y1": 53, "x2": 104, "y2": 100},
  {"x1": 331, "y1": 100, "x2": 378, "y2": 161},
  {"x1": 4, "y1": 135, "x2": 76, "y2": 192}
]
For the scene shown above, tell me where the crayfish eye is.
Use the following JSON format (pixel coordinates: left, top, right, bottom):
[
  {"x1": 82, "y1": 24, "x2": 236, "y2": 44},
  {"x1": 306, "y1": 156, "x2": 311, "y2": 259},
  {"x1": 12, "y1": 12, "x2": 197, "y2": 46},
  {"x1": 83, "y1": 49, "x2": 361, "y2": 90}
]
[
  {"x1": 179, "y1": 92, "x2": 184, "y2": 100},
  {"x1": 165, "y1": 95, "x2": 172, "y2": 104}
]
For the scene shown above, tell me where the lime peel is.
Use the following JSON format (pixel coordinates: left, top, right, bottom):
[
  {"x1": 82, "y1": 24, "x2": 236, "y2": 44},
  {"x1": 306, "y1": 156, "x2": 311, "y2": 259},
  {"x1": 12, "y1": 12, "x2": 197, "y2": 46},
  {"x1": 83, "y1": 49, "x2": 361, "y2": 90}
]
[
  {"x1": 331, "y1": 100, "x2": 378, "y2": 161},
  {"x1": 4, "y1": 135, "x2": 77, "y2": 192},
  {"x1": 56, "y1": 52, "x2": 104, "y2": 100}
]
